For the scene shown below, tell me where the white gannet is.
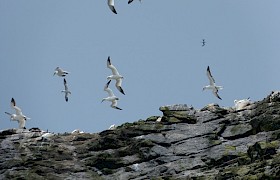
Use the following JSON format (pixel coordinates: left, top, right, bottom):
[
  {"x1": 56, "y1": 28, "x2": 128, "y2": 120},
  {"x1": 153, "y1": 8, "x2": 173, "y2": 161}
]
[
  {"x1": 5, "y1": 98, "x2": 30, "y2": 129},
  {"x1": 108, "y1": 0, "x2": 117, "y2": 14},
  {"x1": 203, "y1": 66, "x2": 223, "y2": 100},
  {"x1": 108, "y1": 124, "x2": 117, "y2": 130},
  {"x1": 128, "y1": 0, "x2": 141, "y2": 4},
  {"x1": 102, "y1": 80, "x2": 122, "y2": 110},
  {"x1": 61, "y1": 78, "x2": 71, "y2": 102},
  {"x1": 107, "y1": 56, "x2": 125, "y2": 95},
  {"x1": 234, "y1": 97, "x2": 251, "y2": 110},
  {"x1": 71, "y1": 129, "x2": 84, "y2": 134},
  {"x1": 53, "y1": 67, "x2": 70, "y2": 77}
]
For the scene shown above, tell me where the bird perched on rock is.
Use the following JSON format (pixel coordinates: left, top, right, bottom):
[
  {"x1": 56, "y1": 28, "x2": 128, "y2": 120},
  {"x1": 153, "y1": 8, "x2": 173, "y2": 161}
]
[{"x1": 234, "y1": 98, "x2": 251, "y2": 110}]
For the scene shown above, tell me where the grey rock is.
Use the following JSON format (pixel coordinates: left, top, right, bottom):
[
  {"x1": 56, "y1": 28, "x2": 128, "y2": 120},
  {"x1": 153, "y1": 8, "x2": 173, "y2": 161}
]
[{"x1": 1, "y1": 92, "x2": 280, "y2": 179}]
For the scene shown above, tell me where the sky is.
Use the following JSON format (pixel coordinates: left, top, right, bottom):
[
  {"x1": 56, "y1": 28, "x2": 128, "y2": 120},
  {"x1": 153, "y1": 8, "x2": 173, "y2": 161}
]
[{"x1": 0, "y1": 0, "x2": 280, "y2": 133}]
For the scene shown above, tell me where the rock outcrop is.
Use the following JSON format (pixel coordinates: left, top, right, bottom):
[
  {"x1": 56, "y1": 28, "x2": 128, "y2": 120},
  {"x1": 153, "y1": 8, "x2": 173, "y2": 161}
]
[{"x1": 1, "y1": 92, "x2": 280, "y2": 179}]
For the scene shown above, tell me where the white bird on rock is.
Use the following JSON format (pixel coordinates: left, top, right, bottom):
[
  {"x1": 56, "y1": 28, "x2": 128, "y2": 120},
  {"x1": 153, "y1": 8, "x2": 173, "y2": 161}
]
[
  {"x1": 203, "y1": 66, "x2": 223, "y2": 100},
  {"x1": 234, "y1": 97, "x2": 251, "y2": 110},
  {"x1": 61, "y1": 78, "x2": 71, "y2": 102},
  {"x1": 108, "y1": 0, "x2": 117, "y2": 14},
  {"x1": 107, "y1": 56, "x2": 125, "y2": 95},
  {"x1": 5, "y1": 98, "x2": 30, "y2": 129},
  {"x1": 53, "y1": 67, "x2": 70, "y2": 77},
  {"x1": 102, "y1": 80, "x2": 122, "y2": 110},
  {"x1": 108, "y1": 124, "x2": 117, "y2": 130}
]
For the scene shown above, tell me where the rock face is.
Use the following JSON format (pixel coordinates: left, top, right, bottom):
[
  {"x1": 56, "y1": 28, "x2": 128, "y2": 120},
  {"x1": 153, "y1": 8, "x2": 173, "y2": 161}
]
[{"x1": 1, "y1": 92, "x2": 280, "y2": 179}]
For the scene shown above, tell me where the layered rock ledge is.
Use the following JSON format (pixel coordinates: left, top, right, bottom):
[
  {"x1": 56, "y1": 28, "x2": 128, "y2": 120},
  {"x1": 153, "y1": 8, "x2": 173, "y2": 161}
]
[{"x1": 1, "y1": 91, "x2": 280, "y2": 179}]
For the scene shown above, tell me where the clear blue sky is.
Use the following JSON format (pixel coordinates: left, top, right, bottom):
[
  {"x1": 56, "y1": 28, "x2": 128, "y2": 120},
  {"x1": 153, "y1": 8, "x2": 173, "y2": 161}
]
[{"x1": 1, "y1": 1, "x2": 280, "y2": 133}]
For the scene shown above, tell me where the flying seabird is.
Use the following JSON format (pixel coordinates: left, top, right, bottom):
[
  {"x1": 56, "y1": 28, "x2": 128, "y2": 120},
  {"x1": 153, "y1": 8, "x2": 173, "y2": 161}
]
[
  {"x1": 107, "y1": 56, "x2": 125, "y2": 95},
  {"x1": 5, "y1": 98, "x2": 30, "y2": 129},
  {"x1": 108, "y1": 0, "x2": 117, "y2": 14},
  {"x1": 61, "y1": 78, "x2": 71, "y2": 102},
  {"x1": 53, "y1": 67, "x2": 70, "y2": 77},
  {"x1": 203, "y1": 66, "x2": 223, "y2": 100},
  {"x1": 202, "y1": 39, "x2": 206, "y2": 47},
  {"x1": 102, "y1": 80, "x2": 122, "y2": 110}
]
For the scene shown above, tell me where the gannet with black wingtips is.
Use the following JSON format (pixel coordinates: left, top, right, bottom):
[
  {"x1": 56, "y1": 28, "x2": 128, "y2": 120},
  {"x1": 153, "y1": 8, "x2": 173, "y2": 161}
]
[
  {"x1": 102, "y1": 80, "x2": 122, "y2": 110},
  {"x1": 108, "y1": 0, "x2": 117, "y2": 14},
  {"x1": 107, "y1": 56, "x2": 125, "y2": 95},
  {"x1": 53, "y1": 67, "x2": 70, "y2": 77},
  {"x1": 61, "y1": 78, "x2": 71, "y2": 102},
  {"x1": 5, "y1": 98, "x2": 30, "y2": 129},
  {"x1": 203, "y1": 66, "x2": 223, "y2": 100}
]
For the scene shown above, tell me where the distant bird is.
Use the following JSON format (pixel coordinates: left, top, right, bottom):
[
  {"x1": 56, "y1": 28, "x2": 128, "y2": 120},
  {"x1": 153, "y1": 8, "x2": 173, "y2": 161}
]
[
  {"x1": 234, "y1": 97, "x2": 251, "y2": 110},
  {"x1": 5, "y1": 98, "x2": 30, "y2": 129},
  {"x1": 202, "y1": 39, "x2": 206, "y2": 47},
  {"x1": 107, "y1": 56, "x2": 125, "y2": 95},
  {"x1": 41, "y1": 132, "x2": 55, "y2": 141},
  {"x1": 108, "y1": 0, "x2": 117, "y2": 14},
  {"x1": 71, "y1": 129, "x2": 84, "y2": 134},
  {"x1": 128, "y1": 0, "x2": 141, "y2": 4},
  {"x1": 53, "y1": 67, "x2": 70, "y2": 77},
  {"x1": 102, "y1": 80, "x2": 122, "y2": 110},
  {"x1": 61, "y1": 78, "x2": 71, "y2": 102},
  {"x1": 203, "y1": 66, "x2": 223, "y2": 100},
  {"x1": 108, "y1": 124, "x2": 117, "y2": 130}
]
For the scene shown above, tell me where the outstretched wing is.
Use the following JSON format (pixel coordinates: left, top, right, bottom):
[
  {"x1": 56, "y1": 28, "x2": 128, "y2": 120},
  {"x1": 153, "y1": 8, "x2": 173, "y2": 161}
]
[
  {"x1": 11, "y1": 98, "x2": 22, "y2": 115},
  {"x1": 64, "y1": 78, "x2": 69, "y2": 91},
  {"x1": 206, "y1": 66, "x2": 215, "y2": 85},
  {"x1": 116, "y1": 79, "x2": 125, "y2": 95},
  {"x1": 104, "y1": 80, "x2": 114, "y2": 97},
  {"x1": 111, "y1": 100, "x2": 122, "y2": 110},
  {"x1": 212, "y1": 89, "x2": 222, "y2": 100},
  {"x1": 108, "y1": 0, "x2": 117, "y2": 14},
  {"x1": 107, "y1": 56, "x2": 120, "y2": 75}
]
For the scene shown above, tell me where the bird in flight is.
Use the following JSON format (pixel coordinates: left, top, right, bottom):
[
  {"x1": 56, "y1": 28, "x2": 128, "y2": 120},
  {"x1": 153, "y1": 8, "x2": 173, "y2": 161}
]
[
  {"x1": 203, "y1": 66, "x2": 223, "y2": 100},
  {"x1": 5, "y1": 98, "x2": 30, "y2": 129},
  {"x1": 61, "y1": 78, "x2": 71, "y2": 102},
  {"x1": 108, "y1": 0, "x2": 117, "y2": 14},
  {"x1": 107, "y1": 56, "x2": 125, "y2": 95},
  {"x1": 53, "y1": 67, "x2": 70, "y2": 77},
  {"x1": 202, "y1": 39, "x2": 206, "y2": 47},
  {"x1": 102, "y1": 80, "x2": 122, "y2": 110}
]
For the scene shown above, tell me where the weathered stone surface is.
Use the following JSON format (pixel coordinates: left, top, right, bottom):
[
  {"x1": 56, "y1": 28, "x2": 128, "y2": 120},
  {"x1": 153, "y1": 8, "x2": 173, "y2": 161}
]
[
  {"x1": 1, "y1": 92, "x2": 280, "y2": 179},
  {"x1": 221, "y1": 123, "x2": 253, "y2": 139}
]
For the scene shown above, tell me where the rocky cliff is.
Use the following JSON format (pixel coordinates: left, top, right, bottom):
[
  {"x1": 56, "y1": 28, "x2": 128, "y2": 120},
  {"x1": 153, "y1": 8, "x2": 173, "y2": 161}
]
[{"x1": 1, "y1": 92, "x2": 280, "y2": 180}]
